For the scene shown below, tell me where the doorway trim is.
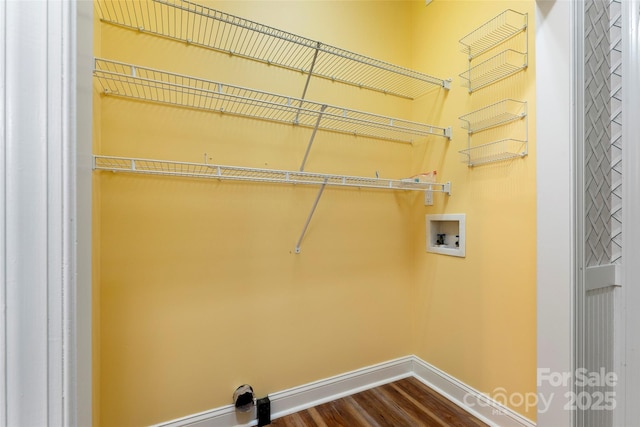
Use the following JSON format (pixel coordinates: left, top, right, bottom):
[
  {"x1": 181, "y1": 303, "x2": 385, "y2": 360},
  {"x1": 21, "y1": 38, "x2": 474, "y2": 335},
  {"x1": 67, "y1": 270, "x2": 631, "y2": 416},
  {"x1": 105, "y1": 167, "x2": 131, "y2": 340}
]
[
  {"x1": 621, "y1": 0, "x2": 640, "y2": 423},
  {"x1": 535, "y1": 0, "x2": 576, "y2": 425},
  {"x1": 0, "y1": 1, "x2": 92, "y2": 425}
]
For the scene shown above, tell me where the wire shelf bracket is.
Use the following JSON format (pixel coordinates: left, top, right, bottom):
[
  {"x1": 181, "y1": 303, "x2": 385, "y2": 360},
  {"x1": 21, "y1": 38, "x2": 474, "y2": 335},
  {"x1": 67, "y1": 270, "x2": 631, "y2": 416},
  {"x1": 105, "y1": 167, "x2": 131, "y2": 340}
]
[
  {"x1": 295, "y1": 179, "x2": 327, "y2": 254},
  {"x1": 94, "y1": 58, "x2": 452, "y2": 145},
  {"x1": 299, "y1": 41, "x2": 321, "y2": 102},
  {"x1": 95, "y1": 0, "x2": 450, "y2": 99},
  {"x1": 300, "y1": 104, "x2": 328, "y2": 172},
  {"x1": 93, "y1": 155, "x2": 452, "y2": 253}
]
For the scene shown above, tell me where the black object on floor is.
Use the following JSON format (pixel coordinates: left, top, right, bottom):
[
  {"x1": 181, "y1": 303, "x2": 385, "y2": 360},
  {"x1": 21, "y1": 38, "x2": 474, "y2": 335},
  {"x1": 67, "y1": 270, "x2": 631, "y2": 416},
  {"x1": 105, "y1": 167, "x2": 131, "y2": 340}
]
[{"x1": 257, "y1": 396, "x2": 271, "y2": 427}]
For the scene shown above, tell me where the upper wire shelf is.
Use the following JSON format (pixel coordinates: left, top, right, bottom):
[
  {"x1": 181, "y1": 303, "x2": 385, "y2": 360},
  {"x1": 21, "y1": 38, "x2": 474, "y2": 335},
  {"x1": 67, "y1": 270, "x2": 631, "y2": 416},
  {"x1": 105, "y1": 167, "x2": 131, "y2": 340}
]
[
  {"x1": 95, "y1": 0, "x2": 450, "y2": 99},
  {"x1": 459, "y1": 10, "x2": 528, "y2": 60},
  {"x1": 459, "y1": 99, "x2": 527, "y2": 134},
  {"x1": 94, "y1": 59, "x2": 451, "y2": 143},
  {"x1": 458, "y1": 49, "x2": 527, "y2": 93},
  {"x1": 93, "y1": 155, "x2": 453, "y2": 194}
]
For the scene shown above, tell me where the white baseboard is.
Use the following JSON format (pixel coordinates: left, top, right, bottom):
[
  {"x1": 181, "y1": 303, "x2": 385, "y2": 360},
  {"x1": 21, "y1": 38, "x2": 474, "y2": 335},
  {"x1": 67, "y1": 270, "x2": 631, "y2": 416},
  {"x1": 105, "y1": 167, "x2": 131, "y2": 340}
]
[
  {"x1": 151, "y1": 356, "x2": 414, "y2": 427},
  {"x1": 411, "y1": 357, "x2": 536, "y2": 427},
  {"x1": 152, "y1": 355, "x2": 535, "y2": 427},
  {"x1": 268, "y1": 356, "x2": 414, "y2": 422}
]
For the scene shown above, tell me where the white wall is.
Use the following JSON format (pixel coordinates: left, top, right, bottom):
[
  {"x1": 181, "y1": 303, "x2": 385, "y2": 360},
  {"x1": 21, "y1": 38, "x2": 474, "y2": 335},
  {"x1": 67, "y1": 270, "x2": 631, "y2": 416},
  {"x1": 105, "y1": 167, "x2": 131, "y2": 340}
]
[
  {"x1": 536, "y1": 0, "x2": 575, "y2": 425},
  {"x1": 622, "y1": 0, "x2": 640, "y2": 424}
]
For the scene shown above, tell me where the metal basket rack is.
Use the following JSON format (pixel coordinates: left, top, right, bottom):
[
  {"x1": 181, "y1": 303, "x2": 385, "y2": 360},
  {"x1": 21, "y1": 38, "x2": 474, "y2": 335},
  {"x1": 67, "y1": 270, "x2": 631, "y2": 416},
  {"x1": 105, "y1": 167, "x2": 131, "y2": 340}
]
[
  {"x1": 94, "y1": 155, "x2": 452, "y2": 253},
  {"x1": 458, "y1": 139, "x2": 527, "y2": 167},
  {"x1": 458, "y1": 49, "x2": 527, "y2": 93},
  {"x1": 458, "y1": 9, "x2": 528, "y2": 93},
  {"x1": 459, "y1": 99, "x2": 527, "y2": 134},
  {"x1": 95, "y1": 0, "x2": 451, "y2": 99},
  {"x1": 458, "y1": 99, "x2": 528, "y2": 166},
  {"x1": 94, "y1": 58, "x2": 452, "y2": 144},
  {"x1": 459, "y1": 9, "x2": 528, "y2": 60}
]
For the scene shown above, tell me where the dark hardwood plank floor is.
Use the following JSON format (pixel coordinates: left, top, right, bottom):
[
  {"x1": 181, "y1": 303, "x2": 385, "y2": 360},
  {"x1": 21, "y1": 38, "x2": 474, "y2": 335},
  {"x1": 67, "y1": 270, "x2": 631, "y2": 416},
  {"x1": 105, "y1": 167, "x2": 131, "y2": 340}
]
[{"x1": 269, "y1": 376, "x2": 489, "y2": 427}]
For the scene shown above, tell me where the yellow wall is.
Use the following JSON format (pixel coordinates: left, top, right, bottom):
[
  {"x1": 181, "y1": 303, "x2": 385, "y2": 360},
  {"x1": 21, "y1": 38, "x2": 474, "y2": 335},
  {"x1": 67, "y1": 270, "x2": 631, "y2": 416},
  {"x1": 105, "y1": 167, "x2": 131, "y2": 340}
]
[
  {"x1": 409, "y1": 0, "x2": 537, "y2": 421},
  {"x1": 94, "y1": 0, "x2": 536, "y2": 425},
  {"x1": 97, "y1": 1, "x2": 418, "y2": 426}
]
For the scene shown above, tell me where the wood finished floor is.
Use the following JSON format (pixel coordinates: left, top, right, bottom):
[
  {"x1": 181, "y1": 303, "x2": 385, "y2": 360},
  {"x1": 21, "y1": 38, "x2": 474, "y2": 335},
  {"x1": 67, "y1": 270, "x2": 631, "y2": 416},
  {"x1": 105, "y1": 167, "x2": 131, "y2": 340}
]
[{"x1": 269, "y1": 376, "x2": 489, "y2": 427}]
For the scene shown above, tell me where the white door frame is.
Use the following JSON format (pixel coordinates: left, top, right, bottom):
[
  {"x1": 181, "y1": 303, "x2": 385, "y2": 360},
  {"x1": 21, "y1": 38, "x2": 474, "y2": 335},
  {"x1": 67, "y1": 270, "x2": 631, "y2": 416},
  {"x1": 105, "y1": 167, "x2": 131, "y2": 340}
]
[
  {"x1": 0, "y1": 1, "x2": 93, "y2": 425},
  {"x1": 536, "y1": 0, "x2": 576, "y2": 425},
  {"x1": 621, "y1": 0, "x2": 640, "y2": 424},
  {"x1": 537, "y1": 0, "x2": 640, "y2": 425}
]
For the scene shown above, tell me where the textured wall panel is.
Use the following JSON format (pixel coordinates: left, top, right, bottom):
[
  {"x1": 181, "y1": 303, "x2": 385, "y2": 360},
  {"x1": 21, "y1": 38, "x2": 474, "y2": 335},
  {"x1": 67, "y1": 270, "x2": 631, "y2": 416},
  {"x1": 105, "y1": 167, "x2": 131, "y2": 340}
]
[
  {"x1": 582, "y1": 2, "x2": 620, "y2": 426},
  {"x1": 584, "y1": 0, "x2": 612, "y2": 267},
  {"x1": 585, "y1": 286, "x2": 616, "y2": 427},
  {"x1": 610, "y1": 0, "x2": 622, "y2": 265}
]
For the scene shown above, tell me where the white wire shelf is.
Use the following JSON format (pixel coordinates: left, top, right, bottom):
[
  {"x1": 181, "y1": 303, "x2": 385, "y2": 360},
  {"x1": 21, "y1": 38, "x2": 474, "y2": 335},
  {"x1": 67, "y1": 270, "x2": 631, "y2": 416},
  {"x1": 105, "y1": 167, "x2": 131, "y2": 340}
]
[
  {"x1": 93, "y1": 155, "x2": 453, "y2": 194},
  {"x1": 459, "y1": 99, "x2": 527, "y2": 134},
  {"x1": 94, "y1": 59, "x2": 451, "y2": 143},
  {"x1": 458, "y1": 139, "x2": 527, "y2": 167},
  {"x1": 95, "y1": 0, "x2": 450, "y2": 99},
  {"x1": 458, "y1": 49, "x2": 527, "y2": 93},
  {"x1": 459, "y1": 10, "x2": 528, "y2": 60}
]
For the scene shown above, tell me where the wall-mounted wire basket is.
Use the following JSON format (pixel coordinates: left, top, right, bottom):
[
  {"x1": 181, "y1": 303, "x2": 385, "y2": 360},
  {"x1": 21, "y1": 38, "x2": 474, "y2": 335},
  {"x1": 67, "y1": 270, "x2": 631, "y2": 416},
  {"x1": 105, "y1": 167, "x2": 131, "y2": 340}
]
[
  {"x1": 459, "y1": 9, "x2": 528, "y2": 60},
  {"x1": 458, "y1": 139, "x2": 527, "y2": 167},
  {"x1": 459, "y1": 49, "x2": 527, "y2": 93},
  {"x1": 458, "y1": 99, "x2": 528, "y2": 167},
  {"x1": 459, "y1": 99, "x2": 527, "y2": 134},
  {"x1": 95, "y1": 0, "x2": 450, "y2": 99}
]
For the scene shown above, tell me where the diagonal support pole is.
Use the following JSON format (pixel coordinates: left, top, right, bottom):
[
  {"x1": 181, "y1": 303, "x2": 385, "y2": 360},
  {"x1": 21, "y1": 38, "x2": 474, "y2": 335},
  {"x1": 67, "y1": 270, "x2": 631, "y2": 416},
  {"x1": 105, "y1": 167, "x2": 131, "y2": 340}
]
[
  {"x1": 299, "y1": 104, "x2": 327, "y2": 171},
  {"x1": 295, "y1": 178, "x2": 328, "y2": 254},
  {"x1": 295, "y1": 41, "x2": 321, "y2": 124},
  {"x1": 301, "y1": 41, "x2": 321, "y2": 100}
]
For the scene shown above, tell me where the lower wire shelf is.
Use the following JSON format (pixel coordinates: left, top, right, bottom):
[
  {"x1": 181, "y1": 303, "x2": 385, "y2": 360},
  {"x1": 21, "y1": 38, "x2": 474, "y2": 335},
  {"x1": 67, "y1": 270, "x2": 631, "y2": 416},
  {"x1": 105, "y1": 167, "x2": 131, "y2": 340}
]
[
  {"x1": 93, "y1": 155, "x2": 452, "y2": 194},
  {"x1": 94, "y1": 155, "x2": 452, "y2": 253}
]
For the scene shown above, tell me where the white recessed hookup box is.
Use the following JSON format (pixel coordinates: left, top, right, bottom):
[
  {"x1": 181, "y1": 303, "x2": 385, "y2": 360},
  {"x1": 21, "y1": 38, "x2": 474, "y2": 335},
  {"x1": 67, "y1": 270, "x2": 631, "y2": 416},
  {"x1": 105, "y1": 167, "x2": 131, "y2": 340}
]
[{"x1": 426, "y1": 214, "x2": 466, "y2": 257}]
